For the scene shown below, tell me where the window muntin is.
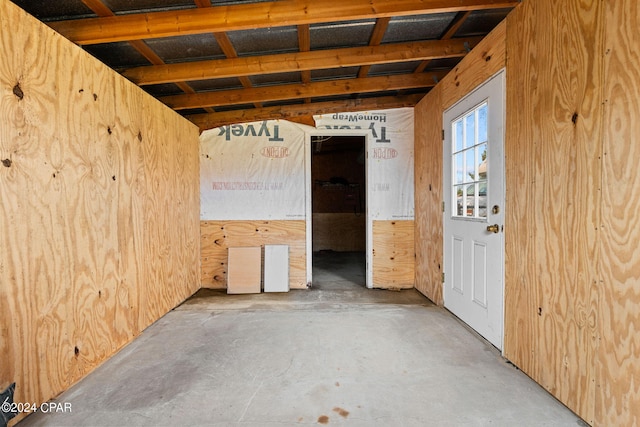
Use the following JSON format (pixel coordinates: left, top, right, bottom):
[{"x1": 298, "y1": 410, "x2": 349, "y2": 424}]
[{"x1": 452, "y1": 102, "x2": 488, "y2": 219}]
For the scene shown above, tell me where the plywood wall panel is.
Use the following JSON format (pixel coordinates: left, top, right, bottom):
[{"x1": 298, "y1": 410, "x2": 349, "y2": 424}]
[
  {"x1": 0, "y1": 0, "x2": 201, "y2": 422},
  {"x1": 502, "y1": 0, "x2": 537, "y2": 384},
  {"x1": 140, "y1": 107, "x2": 170, "y2": 328},
  {"x1": 312, "y1": 213, "x2": 365, "y2": 252},
  {"x1": 413, "y1": 20, "x2": 506, "y2": 305},
  {"x1": 63, "y1": 45, "x2": 122, "y2": 386},
  {"x1": 504, "y1": 0, "x2": 603, "y2": 423},
  {"x1": 201, "y1": 220, "x2": 307, "y2": 289},
  {"x1": 139, "y1": 105, "x2": 201, "y2": 329},
  {"x1": 372, "y1": 220, "x2": 414, "y2": 289},
  {"x1": 111, "y1": 77, "x2": 145, "y2": 344},
  {"x1": 597, "y1": 1, "x2": 640, "y2": 425},
  {"x1": 440, "y1": 20, "x2": 506, "y2": 111},
  {"x1": 413, "y1": 85, "x2": 443, "y2": 304}
]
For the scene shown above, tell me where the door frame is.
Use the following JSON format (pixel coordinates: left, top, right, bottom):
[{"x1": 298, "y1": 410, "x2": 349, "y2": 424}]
[
  {"x1": 442, "y1": 68, "x2": 506, "y2": 351},
  {"x1": 306, "y1": 130, "x2": 371, "y2": 288}
]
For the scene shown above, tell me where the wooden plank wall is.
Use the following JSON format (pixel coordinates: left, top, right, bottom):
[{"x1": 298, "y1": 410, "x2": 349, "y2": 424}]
[
  {"x1": 414, "y1": 84, "x2": 443, "y2": 301},
  {"x1": 201, "y1": 220, "x2": 307, "y2": 289},
  {"x1": 372, "y1": 220, "x2": 415, "y2": 289},
  {"x1": 416, "y1": 1, "x2": 639, "y2": 423},
  {"x1": 0, "y1": 0, "x2": 201, "y2": 423},
  {"x1": 312, "y1": 213, "x2": 365, "y2": 252},
  {"x1": 414, "y1": 21, "x2": 506, "y2": 304},
  {"x1": 414, "y1": 1, "x2": 640, "y2": 423},
  {"x1": 503, "y1": 0, "x2": 604, "y2": 423},
  {"x1": 597, "y1": 1, "x2": 640, "y2": 426}
]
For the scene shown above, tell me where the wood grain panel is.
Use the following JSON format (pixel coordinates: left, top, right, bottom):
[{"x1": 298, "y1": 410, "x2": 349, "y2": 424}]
[
  {"x1": 440, "y1": 19, "x2": 506, "y2": 110},
  {"x1": 139, "y1": 104, "x2": 201, "y2": 329},
  {"x1": 201, "y1": 220, "x2": 307, "y2": 290},
  {"x1": 413, "y1": 19, "x2": 506, "y2": 305},
  {"x1": 0, "y1": 4, "x2": 76, "y2": 407},
  {"x1": 503, "y1": 0, "x2": 602, "y2": 423},
  {"x1": 372, "y1": 220, "x2": 415, "y2": 289},
  {"x1": 413, "y1": 85, "x2": 443, "y2": 304},
  {"x1": 113, "y1": 76, "x2": 146, "y2": 344},
  {"x1": 597, "y1": 0, "x2": 640, "y2": 425},
  {"x1": 502, "y1": 0, "x2": 537, "y2": 385},
  {"x1": 312, "y1": 213, "x2": 365, "y2": 252},
  {"x1": 0, "y1": 1, "x2": 201, "y2": 424},
  {"x1": 63, "y1": 40, "x2": 121, "y2": 386}
]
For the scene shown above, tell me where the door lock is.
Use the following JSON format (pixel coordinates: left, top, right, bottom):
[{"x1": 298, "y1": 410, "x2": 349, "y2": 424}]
[{"x1": 486, "y1": 224, "x2": 500, "y2": 234}]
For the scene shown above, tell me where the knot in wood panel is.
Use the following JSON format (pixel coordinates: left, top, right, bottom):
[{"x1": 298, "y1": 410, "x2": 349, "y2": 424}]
[{"x1": 12, "y1": 83, "x2": 24, "y2": 100}]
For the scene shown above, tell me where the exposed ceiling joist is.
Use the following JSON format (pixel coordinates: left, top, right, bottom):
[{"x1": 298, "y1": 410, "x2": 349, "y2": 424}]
[
  {"x1": 15, "y1": 0, "x2": 516, "y2": 127},
  {"x1": 49, "y1": 0, "x2": 519, "y2": 45},
  {"x1": 186, "y1": 94, "x2": 425, "y2": 131},
  {"x1": 80, "y1": 0, "x2": 216, "y2": 113},
  {"x1": 123, "y1": 37, "x2": 481, "y2": 86},
  {"x1": 414, "y1": 10, "x2": 473, "y2": 74},
  {"x1": 358, "y1": 17, "x2": 391, "y2": 78},
  {"x1": 162, "y1": 72, "x2": 447, "y2": 110}
]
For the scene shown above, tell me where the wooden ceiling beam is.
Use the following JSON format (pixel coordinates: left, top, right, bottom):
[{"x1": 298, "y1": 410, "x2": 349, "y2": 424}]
[
  {"x1": 81, "y1": 0, "x2": 214, "y2": 112},
  {"x1": 414, "y1": 10, "x2": 473, "y2": 73},
  {"x1": 123, "y1": 37, "x2": 480, "y2": 85},
  {"x1": 186, "y1": 94, "x2": 425, "y2": 131},
  {"x1": 80, "y1": 0, "x2": 114, "y2": 17},
  {"x1": 297, "y1": 24, "x2": 312, "y2": 103},
  {"x1": 212, "y1": 31, "x2": 262, "y2": 108},
  {"x1": 161, "y1": 71, "x2": 446, "y2": 110},
  {"x1": 50, "y1": 0, "x2": 520, "y2": 45},
  {"x1": 358, "y1": 17, "x2": 391, "y2": 79}
]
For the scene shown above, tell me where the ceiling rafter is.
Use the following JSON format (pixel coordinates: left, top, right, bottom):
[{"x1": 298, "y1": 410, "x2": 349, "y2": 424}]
[
  {"x1": 186, "y1": 95, "x2": 425, "y2": 131},
  {"x1": 414, "y1": 10, "x2": 473, "y2": 74},
  {"x1": 297, "y1": 24, "x2": 312, "y2": 104},
  {"x1": 192, "y1": 0, "x2": 263, "y2": 109},
  {"x1": 50, "y1": 0, "x2": 519, "y2": 45},
  {"x1": 122, "y1": 37, "x2": 481, "y2": 86},
  {"x1": 358, "y1": 17, "x2": 391, "y2": 79},
  {"x1": 80, "y1": 0, "x2": 215, "y2": 112},
  {"x1": 212, "y1": 32, "x2": 263, "y2": 108},
  {"x1": 161, "y1": 71, "x2": 448, "y2": 110}
]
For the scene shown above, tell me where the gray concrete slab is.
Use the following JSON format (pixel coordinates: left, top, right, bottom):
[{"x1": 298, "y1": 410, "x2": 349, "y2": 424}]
[{"x1": 19, "y1": 252, "x2": 583, "y2": 427}]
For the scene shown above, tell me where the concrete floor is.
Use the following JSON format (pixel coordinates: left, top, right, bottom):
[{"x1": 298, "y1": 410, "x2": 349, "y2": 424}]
[{"x1": 20, "y1": 251, "x2": 582, "y2": 427}]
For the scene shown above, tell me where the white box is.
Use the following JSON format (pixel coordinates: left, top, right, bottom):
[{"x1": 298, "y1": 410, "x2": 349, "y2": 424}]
[{"x1": 264, "y1": 245, "x2": 289, "y2": 292}]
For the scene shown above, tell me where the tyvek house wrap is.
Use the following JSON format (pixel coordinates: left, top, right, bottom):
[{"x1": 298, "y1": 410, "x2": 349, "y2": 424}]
[{"x1": 199, "y1": 108, "x2": 414, "y2": 221}]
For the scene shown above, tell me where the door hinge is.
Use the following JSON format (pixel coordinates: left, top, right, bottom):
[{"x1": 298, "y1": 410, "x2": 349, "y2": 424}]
[
  {"x1": 442, "y1": 129, "x2": 445, "y2": 140},
  {"x1": 442, "y1": 201, "x2": 445, "y2": 212},
  {"x1": 442, "y1": 273, "x2": 445, "y2": 283}
]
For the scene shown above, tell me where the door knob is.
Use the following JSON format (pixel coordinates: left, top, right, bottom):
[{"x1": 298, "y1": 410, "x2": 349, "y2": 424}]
[{"x1": 486, "y1": 224, "x2": 500, "y2": 233}]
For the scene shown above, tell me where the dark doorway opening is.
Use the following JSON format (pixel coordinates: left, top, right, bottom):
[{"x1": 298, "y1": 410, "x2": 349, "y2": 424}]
[{"x1": 311, "y1": 135, "x2": 366, "y2": 289}]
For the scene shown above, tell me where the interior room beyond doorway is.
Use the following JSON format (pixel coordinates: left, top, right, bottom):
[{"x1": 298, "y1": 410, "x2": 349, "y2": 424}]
[{"x1": 311, "y1": 135, "x2": 366, "y2": 289}]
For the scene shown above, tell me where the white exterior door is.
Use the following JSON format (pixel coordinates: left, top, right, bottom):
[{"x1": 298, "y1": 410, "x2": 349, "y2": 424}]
[{"x1": 443, "y1": 70, "x2": 505, "y2": 350}]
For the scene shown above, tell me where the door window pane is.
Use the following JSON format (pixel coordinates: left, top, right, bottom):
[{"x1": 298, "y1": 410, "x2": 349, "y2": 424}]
[
  {"x1": 455, "y1": 120, "x2": 464, "y2": 152},
  {"x1": 466, "y1": 184, "x2": 475, "y2": 217},
  {"x1": 478, "y1": 104, "x2": 488, "y2": 143},
  {"x1": 465, "y1": 149, "x2": 475, "y2": 182},
  {"x1": 455, "y1": 153, "x2": 464, "y2": 184},
  {"x1": 477, "y1": 143, "x2": 487, "y2": 180},
  {"x1": 465, "y1": 113, "x2": 475, "y2": 149},
  {"x1": 455, "y1": 185, "x2": 464, "y2": 216},
  {"x1": 451, "y1": 101, "x2": 488, "y2": 219}
]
